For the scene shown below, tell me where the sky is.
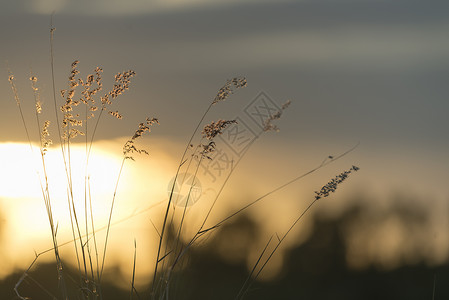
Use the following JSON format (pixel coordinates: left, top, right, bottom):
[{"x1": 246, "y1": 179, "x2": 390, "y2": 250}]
[{"x1": 0, "y1": 0, "x2": 448, "y2": 290}]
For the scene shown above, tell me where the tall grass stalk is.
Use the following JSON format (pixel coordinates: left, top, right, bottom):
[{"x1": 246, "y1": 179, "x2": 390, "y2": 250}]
[
  {"x1": 8, "y1": 70, "x2": 69, "y2": 299},
  {"x1": 151, "y1": 78, "x2": 247, "y2": 297},
  {"x1": 9, "y1": 21, "x2": 360, "y2": 300},
  {"x1": 237, "y1": 165, "x2": 360, "y2": 299}
]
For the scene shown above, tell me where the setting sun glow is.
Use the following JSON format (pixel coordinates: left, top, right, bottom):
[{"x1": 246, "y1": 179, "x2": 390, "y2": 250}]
[{"x1": 0, "y1": 140, "x2": 172, "y2": 282}]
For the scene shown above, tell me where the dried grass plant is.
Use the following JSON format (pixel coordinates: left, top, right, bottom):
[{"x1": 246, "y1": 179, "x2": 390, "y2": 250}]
[{"x1": 7, "y1": 22, "x2": 359, "y2": 300}]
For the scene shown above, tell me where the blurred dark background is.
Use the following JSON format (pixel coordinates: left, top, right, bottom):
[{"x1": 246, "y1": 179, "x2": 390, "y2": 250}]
[{"x1": 2, "y1": 194, "x2": 448, "y2": 300}]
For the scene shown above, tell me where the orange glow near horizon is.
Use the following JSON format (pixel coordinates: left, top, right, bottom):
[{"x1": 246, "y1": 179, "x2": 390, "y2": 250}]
[
  {"x1": 0, "y1": 140, "x2": 174, "y2": 284},
  {"x1": 1, "y1": 138, "x2": 449, "y2": 290},
  {"x1": 0, "y1": 138, "x2": 320, "y2": 286}
]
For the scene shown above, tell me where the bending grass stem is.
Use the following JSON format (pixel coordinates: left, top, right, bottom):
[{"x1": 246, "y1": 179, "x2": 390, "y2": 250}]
[
  {"x1": 198, "y1": 143, "x2": 358, "y2": 237},
  {"x1": 100, "y1": 158, "x2": 126, "y2": 281},
  {"x1": 151, "y1": 102, "x2": 214, "y2": 296},
  {"x1": 241, "y1": 199, "x2": 318, "y2": 299}
]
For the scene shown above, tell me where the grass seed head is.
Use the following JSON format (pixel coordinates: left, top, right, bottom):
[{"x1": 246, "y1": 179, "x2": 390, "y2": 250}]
[
  {"x1": 123, "y1": 117, "x2": 159, "y2": 160},
  {"x1": 263, "y1": 99, "x2": 292, "y2": 132},
  {"x1": 212, "y1": 77, "x2": 247, "y2": 104},
  {"x1": 314, "y1": 165, "x2": 360, "y2": 200},
  {"x1": 202, "y1": 119, "x2": 237, "y2": 140}
]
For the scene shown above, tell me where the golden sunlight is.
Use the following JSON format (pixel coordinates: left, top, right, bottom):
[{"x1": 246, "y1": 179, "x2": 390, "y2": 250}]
[
  {"x1": 0, "y1": 140, "x2": 174, "y2": 282},
  {"x1": 2, "y1": 137, "x2": 443, "y2": 292},
  {"x1": 0, "y1": 138, "x2": 315, "y2": 287}
]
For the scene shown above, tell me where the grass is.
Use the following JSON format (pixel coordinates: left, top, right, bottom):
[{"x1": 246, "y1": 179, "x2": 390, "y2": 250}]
[{"x1": 6, "y1": 23, "x2": 358, "y2": 300}]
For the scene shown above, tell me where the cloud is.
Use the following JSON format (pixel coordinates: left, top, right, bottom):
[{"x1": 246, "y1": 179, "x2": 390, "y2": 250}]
[
  {"x1": 13, "y1": 0, "x2": 292, "y2": 16},
  {"x1": 136, "y1": 23, "x2": 449, "y2": 73}
]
